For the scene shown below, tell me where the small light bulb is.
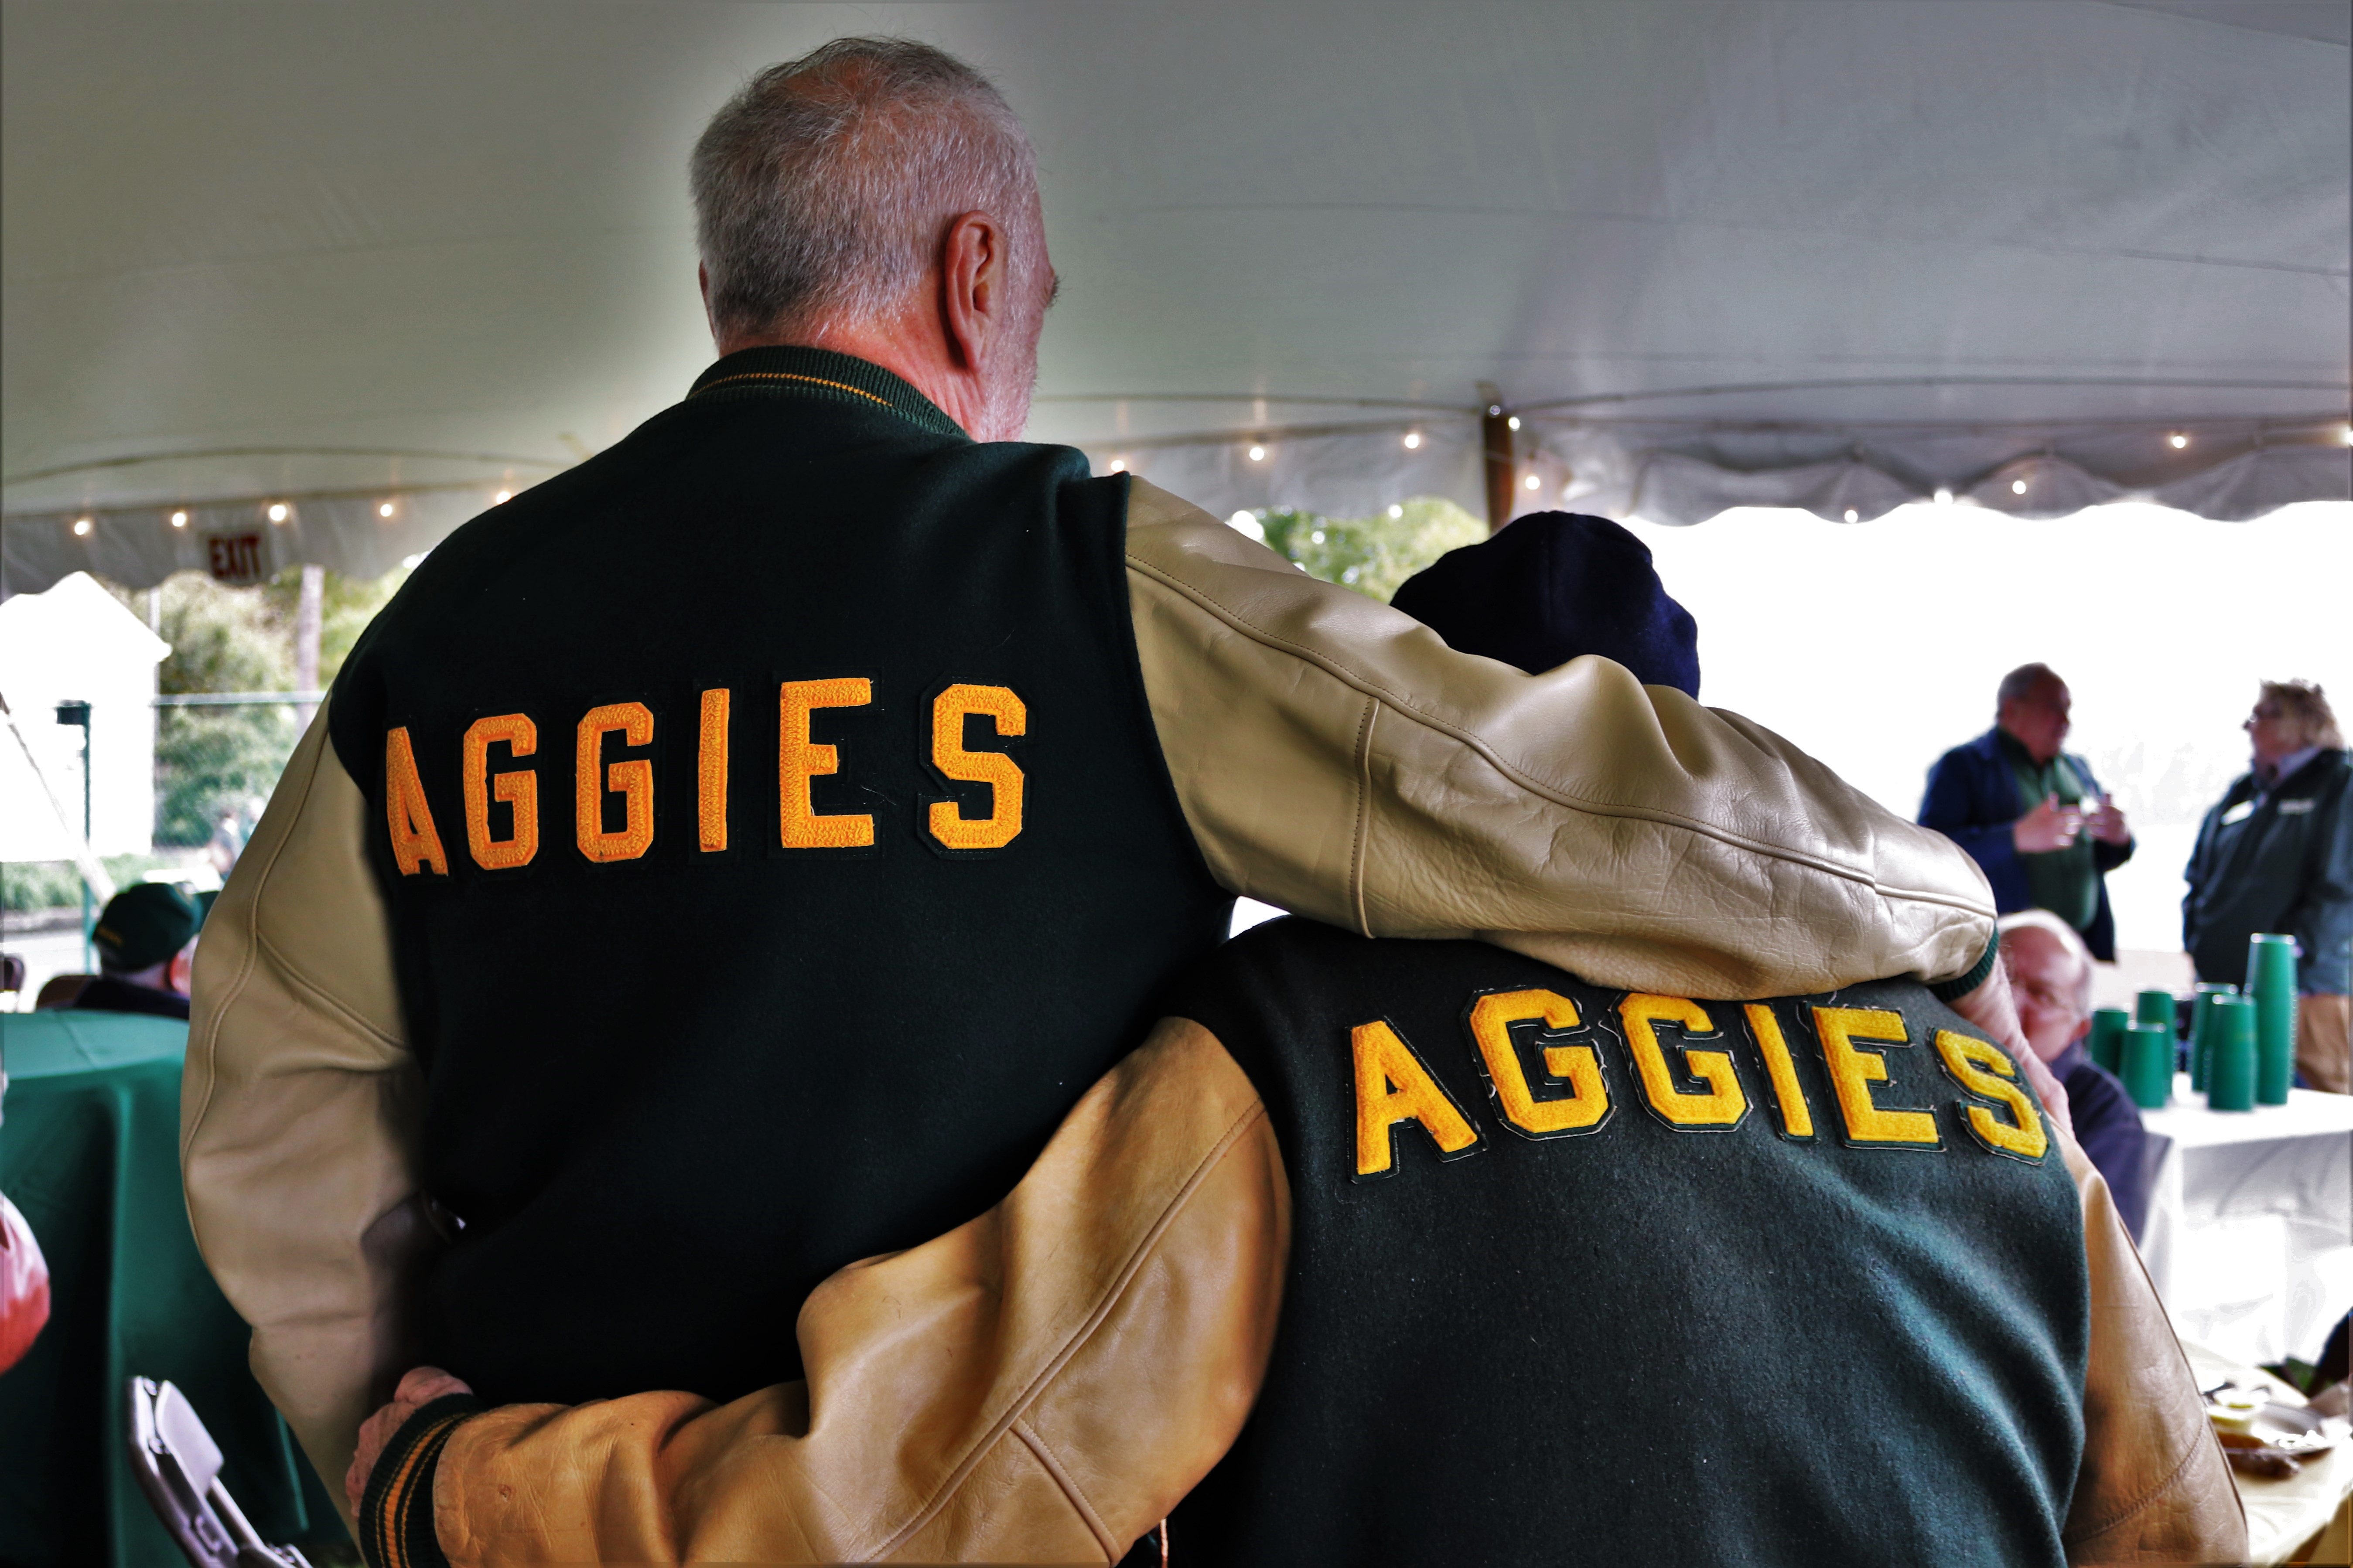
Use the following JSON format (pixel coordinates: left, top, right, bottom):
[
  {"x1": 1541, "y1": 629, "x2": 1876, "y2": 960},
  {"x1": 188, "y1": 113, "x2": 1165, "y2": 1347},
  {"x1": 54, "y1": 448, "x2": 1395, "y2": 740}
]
[
  {"x1": 1524, "y1": 474, "x2": 1541, "y2": 491},
  {"x1": 1487, "y1": 404, "x2": 1503, "y2": 417},
  {"x1": 2011, "y1": 479, "x2": 2028, "y2": 495},
  {"x1": 1506, "y1": 416, "x2": 1521, "y2": 431},
  {"x1": 73, "y1": 516, "x2": 93, "y2": 536},
  {"x1": 1843, "y1": 508, "x2": 1859, "y2": 523},
  {"x1": 494, "y1": 489, "x2": 512, "y2": 503},
  {"x1": 1933, "y1": 488, "x2": 1953, "y2": 506},
  {"x1": 2168, "y1": 432, "x2": 2189, "y2": 449},
  {"x1": 1388, "y1": 504, "x2": 1404, "y2": 519},
  {"x1": 1227, "y1": 510, "x2": 1265, "y2": 542},
  {"x1": 1402, "y1": 431, "x2": 1422, "y2": 450},
  {"x1": 170, "y1": 509, "x2": 188, "y2": 527},
  {"x1": 267, "y1": 502, "x2": 289, "y2": 522},
  {"x1": 1247, "y1": 444, "x2": 1266, "y2": 462},
  {"x1": 2340, "y1": 426, "x2": 2352, "y2": 446},
  {"x1": 378, "y1": 501, "x2": 396, "y2": 518},
  {"x1": 1108, "y1": 457, "x2": 1128, "y2": 473}
]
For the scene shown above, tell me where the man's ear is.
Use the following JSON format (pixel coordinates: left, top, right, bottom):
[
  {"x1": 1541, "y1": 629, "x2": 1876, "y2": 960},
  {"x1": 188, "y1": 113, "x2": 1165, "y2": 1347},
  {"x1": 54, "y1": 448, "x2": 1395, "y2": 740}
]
[
  {"x1": 939, "y1": 211, "x2": 1006, "y2": 374},
  {"x1": 169, "y1": 943, "x2": 196, "y2": 997}
]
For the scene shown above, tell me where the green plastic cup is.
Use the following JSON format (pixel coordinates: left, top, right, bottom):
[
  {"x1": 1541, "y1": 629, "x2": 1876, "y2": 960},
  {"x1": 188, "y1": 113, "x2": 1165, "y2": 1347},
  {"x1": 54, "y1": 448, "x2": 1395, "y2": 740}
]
[
  {"x1": 2087, "y1": 1008, "x2": 2132, "y2": 1076},
  {"x1": 2135, "y1": 988, "x2": 2177, "y2": 1032},
  {"x1": 2247, "y1": 934, "x2": 2298, "y2": 1104},
  {"x1": 2189, "y1": 983, "x2": 2238, "y2": 1091},
  {"x1": 2121, "y1": 1021, "x2": 2172, "y2": 1110},
  {"x1": 2204, "y1": 995, "x2": 2258, "y2": 1112}
]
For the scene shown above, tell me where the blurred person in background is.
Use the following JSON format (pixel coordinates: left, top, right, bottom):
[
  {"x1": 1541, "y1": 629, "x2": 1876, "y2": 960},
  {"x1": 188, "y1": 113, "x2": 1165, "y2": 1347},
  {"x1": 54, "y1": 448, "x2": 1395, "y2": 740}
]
[
  {"x1": 1920, "y1": 664, "x2": 2134, "y2": 961},
  {"x1": 2000, "y1": 910, "x2": 2149, "y2": 1237},
  {"x1": 64, "y1": 882, "x2": 203, "y2": 1021},
  {"x1": 2183, "y1": 681, "x2": 2353, "y2": 1094}
]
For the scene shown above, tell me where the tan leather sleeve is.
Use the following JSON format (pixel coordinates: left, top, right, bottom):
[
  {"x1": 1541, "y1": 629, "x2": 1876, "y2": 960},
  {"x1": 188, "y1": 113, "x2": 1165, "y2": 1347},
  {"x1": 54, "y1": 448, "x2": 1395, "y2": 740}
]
[
  {"x1": 2054, "y1": 1125, "x2": 2245, "y2": 1564},
  {"x1": 182, "y1": 700, "x2": 433, "y2": 1529},
  {"x1": 1124, "y1": 479, "x2": 1997, "y2": 998},
  {"x1": 430, "y1": 1017, "x2": 1289, "y2": 1565}
]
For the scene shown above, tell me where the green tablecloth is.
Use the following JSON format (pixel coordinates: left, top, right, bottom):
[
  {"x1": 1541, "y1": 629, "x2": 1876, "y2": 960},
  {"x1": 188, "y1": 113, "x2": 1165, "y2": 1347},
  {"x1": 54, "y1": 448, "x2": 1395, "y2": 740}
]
[{"x1": 0, "y1": 1008, "x2": 350, "y2": 1567}]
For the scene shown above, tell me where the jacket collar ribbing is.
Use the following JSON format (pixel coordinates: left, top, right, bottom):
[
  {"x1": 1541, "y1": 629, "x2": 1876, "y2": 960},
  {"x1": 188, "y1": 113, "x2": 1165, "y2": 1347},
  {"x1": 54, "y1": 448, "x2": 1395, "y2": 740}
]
[{"x1": 688, "y1": 345, "x2": 968, "y2": 440}]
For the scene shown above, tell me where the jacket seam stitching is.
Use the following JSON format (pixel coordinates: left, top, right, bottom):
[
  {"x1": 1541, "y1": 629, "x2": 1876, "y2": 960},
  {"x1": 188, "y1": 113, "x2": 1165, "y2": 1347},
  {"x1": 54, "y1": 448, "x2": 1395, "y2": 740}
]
[
  {"x1": 1008, "y1": 1417, "x2": 1120, "y2": 1563},
  {"x1": 1124, "y1": 549, "x2": 1994, "y2": 918},
  {"x1": 1350, "y1": 695, "x2": 1377, "y2": 937},
  {"x1": 252, "y1": 929, "x2": 404, "y2": 1052},
  {"x1": 866, "y1": 1096, "x2": 1269, "y2": 1558},
  {"x1": 2059, "y1": 1420, "x2": 2220, "y2": 1546},
  {"x1": 179, "y1": 713, "x2": 329, "y2": 1174}
]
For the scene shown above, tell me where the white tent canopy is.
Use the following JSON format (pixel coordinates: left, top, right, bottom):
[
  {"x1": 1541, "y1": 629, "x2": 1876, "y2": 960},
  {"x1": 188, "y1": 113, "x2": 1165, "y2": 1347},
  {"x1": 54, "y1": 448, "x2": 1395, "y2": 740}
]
[{"x1": 3, "y1": 0, "x2": 2346, "y2": 593}]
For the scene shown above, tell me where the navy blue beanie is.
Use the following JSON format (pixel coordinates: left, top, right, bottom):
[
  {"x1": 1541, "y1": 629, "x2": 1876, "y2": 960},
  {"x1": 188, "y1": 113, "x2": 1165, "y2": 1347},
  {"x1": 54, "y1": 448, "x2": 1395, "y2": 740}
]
[{"x1": 1390, "y1": 512, "x2": 1701, "y2": 698}]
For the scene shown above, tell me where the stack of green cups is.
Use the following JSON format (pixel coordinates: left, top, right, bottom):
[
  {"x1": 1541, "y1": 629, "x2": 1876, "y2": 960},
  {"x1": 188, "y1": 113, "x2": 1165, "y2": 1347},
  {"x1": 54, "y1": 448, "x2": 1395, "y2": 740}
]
[
  {"x1": 2087, "y1": 1008, "x2": 2132, "y2": 1076},
  {"x1": 2205, "y1": 993, "x2": 2258, "y2": 1111},
  {"x1": 2247, "y1": 934, "x2": 2298, "y2": 1105},
  {"x1": 2120, "y1": 1021, "x2": 2172, "y2": 1110},
  {"x1": 2189, "y1": 982, "x2": 2239, "y2": 1091},
  {"x1": 2135, "y1": 988, "x2": 2182, "y2": 1082}
]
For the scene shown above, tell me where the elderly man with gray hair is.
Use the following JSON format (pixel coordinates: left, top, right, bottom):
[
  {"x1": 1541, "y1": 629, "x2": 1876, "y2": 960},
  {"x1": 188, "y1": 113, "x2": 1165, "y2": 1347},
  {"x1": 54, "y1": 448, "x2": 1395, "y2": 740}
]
[
  {"x1": 1999, "y1": 910, "x2": 2152, "y2": 1237},
  {"x1": 184, "y1": 37, "x2": 2031, "y2": 1561}
]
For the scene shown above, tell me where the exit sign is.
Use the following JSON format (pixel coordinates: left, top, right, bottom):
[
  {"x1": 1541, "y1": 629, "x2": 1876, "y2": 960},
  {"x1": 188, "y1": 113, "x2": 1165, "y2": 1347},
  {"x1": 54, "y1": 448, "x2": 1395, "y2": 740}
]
[{"x1": 205, "y1": 532, "x2": 267, "y2": 586}]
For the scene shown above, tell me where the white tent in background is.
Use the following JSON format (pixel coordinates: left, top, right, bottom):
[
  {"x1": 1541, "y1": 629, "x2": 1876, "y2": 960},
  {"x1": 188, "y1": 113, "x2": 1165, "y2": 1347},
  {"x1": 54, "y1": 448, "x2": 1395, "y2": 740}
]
[
  {"x1": 2, "y1": 0, "x2": 2346, "y2": 595},
  {"x1": 0, "y1": 573, "x2": 166, "y2": 859}
]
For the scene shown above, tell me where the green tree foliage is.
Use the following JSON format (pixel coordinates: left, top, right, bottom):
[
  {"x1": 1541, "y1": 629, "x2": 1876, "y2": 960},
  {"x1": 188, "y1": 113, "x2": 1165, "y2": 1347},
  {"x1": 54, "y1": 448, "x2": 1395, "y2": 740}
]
[
  {"x1": 102, "y1": 565, "x2": 407, "y2": 846},
  {"x1": 147, "y1": 574, "x2": 299, "y2": 846},
  {"x1": 262, "y1": 562, "x2": 407, "y2": 689},
  {"x1": 1247, "y1": 496, "x2": 1486, "y2": 603}
]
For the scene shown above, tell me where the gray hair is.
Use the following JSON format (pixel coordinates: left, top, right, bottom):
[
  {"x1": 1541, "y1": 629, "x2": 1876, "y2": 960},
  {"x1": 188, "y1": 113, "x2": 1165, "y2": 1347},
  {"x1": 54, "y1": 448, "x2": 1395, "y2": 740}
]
[
  {"x1": 1996, "y1": 662, "x2": 2063, "y2": 711},
  {"x1": 690, "y1": 38, "x2": 1038, "y2": 340}
]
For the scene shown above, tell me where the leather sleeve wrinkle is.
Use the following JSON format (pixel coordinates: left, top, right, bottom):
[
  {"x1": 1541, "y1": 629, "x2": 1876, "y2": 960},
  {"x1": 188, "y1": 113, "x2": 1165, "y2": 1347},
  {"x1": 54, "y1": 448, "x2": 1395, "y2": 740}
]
[
  {"x1": 1120, "y1": 481, "x2": 1997, "y2": 996},
  {"x1": 1127, "y1": 549, "x2": 1952, "y2": 895}
]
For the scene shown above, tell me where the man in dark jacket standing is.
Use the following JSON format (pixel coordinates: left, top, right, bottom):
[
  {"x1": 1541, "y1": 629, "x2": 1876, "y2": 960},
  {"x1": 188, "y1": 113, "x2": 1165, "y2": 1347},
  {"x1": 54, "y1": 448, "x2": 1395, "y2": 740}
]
[
  {"x1": 2185, "y1": 680, "x2": 2353, "y2": 1092},
  {"x1": 1920, "y1": 664, "x2": 2134, "y2": 961}
]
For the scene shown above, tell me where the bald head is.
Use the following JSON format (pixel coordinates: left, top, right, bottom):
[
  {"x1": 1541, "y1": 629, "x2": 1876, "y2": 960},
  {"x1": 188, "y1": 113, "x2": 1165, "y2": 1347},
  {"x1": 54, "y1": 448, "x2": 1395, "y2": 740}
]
[{"x1": 1995, "y1": 663, "x2": 2072, "y2": 764}]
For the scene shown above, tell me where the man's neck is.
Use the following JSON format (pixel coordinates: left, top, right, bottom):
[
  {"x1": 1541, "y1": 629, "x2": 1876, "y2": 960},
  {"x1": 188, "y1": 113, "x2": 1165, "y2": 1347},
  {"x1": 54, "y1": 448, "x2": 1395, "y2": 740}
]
[{"x1": 1996, "y1": 724, "x2": 2055, "y2": 767}]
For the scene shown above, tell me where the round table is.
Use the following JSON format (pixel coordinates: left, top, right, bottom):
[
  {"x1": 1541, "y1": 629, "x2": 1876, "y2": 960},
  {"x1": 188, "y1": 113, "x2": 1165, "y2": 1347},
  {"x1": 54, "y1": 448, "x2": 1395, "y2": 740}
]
[{"x1": 0, "y1": 1008, "x2": 349, "y2": 1566}]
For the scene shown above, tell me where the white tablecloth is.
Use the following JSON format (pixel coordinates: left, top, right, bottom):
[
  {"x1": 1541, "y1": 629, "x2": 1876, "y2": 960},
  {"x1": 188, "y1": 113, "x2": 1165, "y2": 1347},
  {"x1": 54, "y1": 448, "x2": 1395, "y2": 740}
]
[{"x1": 2140, "y1": 1078, "x2": 2353, "y2": 1368}]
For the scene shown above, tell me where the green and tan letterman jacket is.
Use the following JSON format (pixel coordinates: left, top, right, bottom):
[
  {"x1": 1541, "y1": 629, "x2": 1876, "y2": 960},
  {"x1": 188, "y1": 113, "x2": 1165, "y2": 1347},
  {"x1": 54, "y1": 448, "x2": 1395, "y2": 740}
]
[
  {"x1": 183, "y1": 347, "x2": 2001, "y2": 1533},
  {"x1": 358, "y1": 923, "x2": 2240, "y2": 1567}
]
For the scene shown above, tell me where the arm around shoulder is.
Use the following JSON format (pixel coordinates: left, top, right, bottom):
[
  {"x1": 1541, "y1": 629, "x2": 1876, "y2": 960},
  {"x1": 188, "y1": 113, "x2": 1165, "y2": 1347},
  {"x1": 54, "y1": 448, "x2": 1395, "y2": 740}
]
[
  {"x1": 1122, "y1": 480, "x2": 1994, "y2": 998},
  {"x1": 410, "y1": 1016, "x2": 1290, "y2": 1565},
  {"x1": 183, "y1": 702, "x2": 435, "y2": 1527}
]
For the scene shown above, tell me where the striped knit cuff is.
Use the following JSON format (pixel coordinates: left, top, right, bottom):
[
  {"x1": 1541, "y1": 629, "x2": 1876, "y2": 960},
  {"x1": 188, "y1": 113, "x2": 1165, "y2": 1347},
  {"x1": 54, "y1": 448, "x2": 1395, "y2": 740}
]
[
  {"x1": 1927, "y1": 933, "x2": 2001, "y2": 1004},
  {"x1": 359, "y1": 1392, "x2": 481, "y2": 1568}
]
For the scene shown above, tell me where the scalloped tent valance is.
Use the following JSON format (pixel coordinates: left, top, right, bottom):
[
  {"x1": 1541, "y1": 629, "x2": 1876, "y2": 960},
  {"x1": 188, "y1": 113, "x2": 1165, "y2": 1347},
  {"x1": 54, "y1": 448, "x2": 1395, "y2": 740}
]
[{"x1": 4, "y1": 0, "x2": 2346, "y2": 594}]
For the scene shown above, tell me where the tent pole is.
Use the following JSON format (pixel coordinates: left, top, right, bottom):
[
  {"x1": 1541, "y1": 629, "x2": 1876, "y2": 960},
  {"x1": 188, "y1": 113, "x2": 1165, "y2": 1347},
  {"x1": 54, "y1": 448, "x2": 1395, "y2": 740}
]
[{"x1": 1481, "y1": 402, "x2": 1515, "y2": 532}]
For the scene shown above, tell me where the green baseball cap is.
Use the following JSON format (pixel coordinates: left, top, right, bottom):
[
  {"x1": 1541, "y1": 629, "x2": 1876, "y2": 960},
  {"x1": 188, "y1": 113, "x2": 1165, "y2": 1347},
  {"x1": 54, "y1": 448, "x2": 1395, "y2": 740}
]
[{"x1": 92, "y1": 882, "x2": 204, "y2": 973}]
